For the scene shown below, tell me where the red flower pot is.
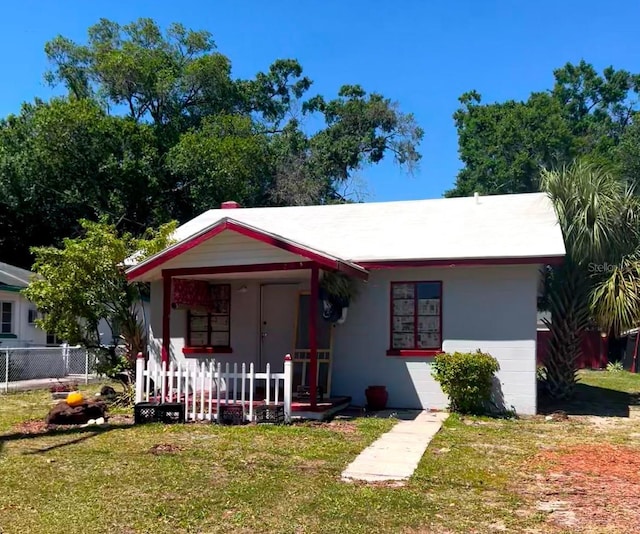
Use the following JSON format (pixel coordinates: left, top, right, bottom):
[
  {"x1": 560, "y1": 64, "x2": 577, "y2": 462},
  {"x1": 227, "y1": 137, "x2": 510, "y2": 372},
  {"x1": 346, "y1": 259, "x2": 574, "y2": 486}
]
[{"x1": 365, "y1": 385, "x2": 388, "y2": 411}]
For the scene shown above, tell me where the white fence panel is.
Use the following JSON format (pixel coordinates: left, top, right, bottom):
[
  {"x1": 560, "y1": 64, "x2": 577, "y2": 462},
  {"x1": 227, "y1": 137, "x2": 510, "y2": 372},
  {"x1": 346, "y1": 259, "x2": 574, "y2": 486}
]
[{"x1": 135, "y1": 355, "x2": 293, "y2": 423}]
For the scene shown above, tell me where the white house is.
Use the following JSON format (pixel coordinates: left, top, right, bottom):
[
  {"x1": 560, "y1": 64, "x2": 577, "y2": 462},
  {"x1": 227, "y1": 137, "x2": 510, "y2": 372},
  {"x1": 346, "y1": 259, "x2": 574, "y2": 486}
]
[
  {"x1": 0, "y1": 262, "x2": 51, "y2": 347},
  {"x1": 126, "y1": 192, "x2": 565, "y2": 415}
]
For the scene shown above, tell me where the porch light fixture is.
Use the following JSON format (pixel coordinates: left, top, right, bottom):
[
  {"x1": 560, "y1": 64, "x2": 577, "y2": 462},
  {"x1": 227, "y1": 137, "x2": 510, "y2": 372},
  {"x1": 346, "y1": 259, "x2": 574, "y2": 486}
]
[{"x1": 237, "y1": 285, "x2": 248, "y2": 293}]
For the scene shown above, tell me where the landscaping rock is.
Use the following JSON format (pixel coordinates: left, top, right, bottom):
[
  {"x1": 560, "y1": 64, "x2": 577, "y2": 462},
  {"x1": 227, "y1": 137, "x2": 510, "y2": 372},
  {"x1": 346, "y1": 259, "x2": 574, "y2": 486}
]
[
  {"x1": 45, "y1": 400, "x2": 107, "y2": 425},
  {"x1": 99, "y1": 385, "x2": 117, "y2": 400}
]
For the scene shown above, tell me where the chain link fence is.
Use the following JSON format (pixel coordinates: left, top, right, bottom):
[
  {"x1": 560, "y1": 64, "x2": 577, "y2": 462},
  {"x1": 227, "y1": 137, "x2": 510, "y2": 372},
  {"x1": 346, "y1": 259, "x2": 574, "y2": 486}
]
[{"x1": 0, "y1": 345, "x2": 97, "y2": 392}]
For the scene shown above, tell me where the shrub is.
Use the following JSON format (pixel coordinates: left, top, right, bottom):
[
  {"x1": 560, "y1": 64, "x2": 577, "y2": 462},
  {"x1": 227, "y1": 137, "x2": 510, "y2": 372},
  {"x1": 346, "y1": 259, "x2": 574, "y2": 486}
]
[
  {"x1": 606, "y1": 360, "x2": 624, "y2": 373},
  {"x1": 431, "y1": 350, "x2": 500, "y2": 414},
  {"x1": 536, "y1": 365, "x2": 548, "y2": 383}
]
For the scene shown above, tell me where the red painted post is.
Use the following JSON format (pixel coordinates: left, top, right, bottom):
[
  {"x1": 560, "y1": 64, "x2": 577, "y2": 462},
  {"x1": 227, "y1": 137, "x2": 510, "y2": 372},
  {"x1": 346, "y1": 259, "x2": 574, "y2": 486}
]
[
  {"x1": 309, "y1": 264, "x2": 319, "y2": 410},
  {"x1": 161, "y1": 272, "x2": 172, "y2": 367}
]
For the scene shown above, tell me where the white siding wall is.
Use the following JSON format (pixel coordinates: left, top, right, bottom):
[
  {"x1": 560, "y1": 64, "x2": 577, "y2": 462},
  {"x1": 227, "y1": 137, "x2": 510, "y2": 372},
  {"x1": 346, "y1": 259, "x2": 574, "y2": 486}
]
[
  {"x1": 154, "y1": 232, "x2": 307, "y2": 273},
  {"x1": 0, "y1": 290, "x2": 47, "y2": 347},
  {"x1": 149, "y1": 280, "x2": 265, "y2": 370},
  {"x1": 331, "y1": 265, "x2": 539, "y2": 415},
  {"x1": 147, "y1": 264, "x2": 539, "y2": 414}
]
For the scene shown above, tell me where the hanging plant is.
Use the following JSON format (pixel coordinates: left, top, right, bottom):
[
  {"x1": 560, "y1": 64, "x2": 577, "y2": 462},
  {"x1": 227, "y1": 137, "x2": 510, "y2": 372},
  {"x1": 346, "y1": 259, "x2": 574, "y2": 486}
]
[
  {"x1": 319, "y1": 271, "x2": 359, "y2": 302},
  {"x1": 319, "y1": 271, "x2": 359, "y2": 323}
]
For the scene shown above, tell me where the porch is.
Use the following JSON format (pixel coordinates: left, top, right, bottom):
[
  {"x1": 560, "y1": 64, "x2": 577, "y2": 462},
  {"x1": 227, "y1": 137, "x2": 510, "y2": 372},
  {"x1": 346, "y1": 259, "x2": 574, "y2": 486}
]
[
  {"x1": 126, "y1": 214, "x2": 369, "y2": 419},
  {"x1": 134, "y1": 355, "x2": 351, "y2": 422}
]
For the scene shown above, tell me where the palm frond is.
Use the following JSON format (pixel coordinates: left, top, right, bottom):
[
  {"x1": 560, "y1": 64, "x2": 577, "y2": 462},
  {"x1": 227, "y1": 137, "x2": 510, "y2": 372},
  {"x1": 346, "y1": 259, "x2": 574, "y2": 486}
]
[{"x1": 590, "y1": 255, "x2": 640, "y2": 336}]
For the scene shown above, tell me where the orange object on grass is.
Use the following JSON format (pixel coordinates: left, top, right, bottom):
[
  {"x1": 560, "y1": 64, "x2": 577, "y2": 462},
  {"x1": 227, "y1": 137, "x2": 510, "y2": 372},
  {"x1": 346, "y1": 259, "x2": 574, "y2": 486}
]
[{"x1": 66, "y1": 391, "x2": 84, "y2": 407}]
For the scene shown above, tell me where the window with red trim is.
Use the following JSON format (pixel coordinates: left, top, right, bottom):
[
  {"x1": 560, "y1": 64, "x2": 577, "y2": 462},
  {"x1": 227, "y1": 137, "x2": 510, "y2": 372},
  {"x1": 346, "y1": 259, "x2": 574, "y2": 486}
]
[
  {"x1": 389, "y1": 281, "x2": 442, "y2": 355},
  {"x1": 186, "y1": 284, "x2": 231, "y2": 351}
]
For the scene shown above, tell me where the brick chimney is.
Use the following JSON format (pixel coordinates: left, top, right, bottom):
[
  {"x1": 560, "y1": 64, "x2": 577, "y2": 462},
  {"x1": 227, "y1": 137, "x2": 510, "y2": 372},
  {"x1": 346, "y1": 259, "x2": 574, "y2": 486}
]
[{"x1": 221, "y1": 201, "x2": 240, "y2": 209}]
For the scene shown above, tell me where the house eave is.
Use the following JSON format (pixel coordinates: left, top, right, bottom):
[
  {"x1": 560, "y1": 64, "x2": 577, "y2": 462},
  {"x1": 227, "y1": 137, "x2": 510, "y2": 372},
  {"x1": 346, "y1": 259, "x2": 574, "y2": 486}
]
[
  {"x1": 358, "y1": 255, "x2": 565, "y2": 269},
  {"x1": 126, "y1": 218, "x2": 368, "y2": 282}
]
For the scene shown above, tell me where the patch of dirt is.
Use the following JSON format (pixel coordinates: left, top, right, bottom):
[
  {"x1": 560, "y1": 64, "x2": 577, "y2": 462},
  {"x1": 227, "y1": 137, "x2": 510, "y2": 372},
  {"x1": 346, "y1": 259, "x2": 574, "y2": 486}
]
[
  {"x1": 295, "y1": 458, "x2": 328, "y2": 472},
  {"x1": 107, "y1": 414, "x2": 133, "y2": 425},
  {"x1": 11, "y1": 420, "x2": 50, "y2": 435},
  {"x1": 148, "y1": 443, "x2": 183, "y2": 455},
  {"x1": 300, "y1": 420, "x2": 359, "y2": 435},
  {"x1": 528, "y1": 443, "x2": 640, "y2": 531}
]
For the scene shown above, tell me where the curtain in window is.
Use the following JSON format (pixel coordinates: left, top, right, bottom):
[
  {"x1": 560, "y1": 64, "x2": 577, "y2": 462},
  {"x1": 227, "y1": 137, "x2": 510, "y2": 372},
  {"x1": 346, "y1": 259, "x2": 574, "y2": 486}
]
[{"x1": 172, "y1": 279, "x2": 212, "y2": 310}]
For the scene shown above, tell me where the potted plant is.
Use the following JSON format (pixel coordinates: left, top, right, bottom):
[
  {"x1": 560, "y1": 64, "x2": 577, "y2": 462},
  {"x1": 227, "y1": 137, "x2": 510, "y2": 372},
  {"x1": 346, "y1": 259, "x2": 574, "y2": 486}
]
[{"x1": 365, "y1": 385, "x2": 389, "y2": 411}]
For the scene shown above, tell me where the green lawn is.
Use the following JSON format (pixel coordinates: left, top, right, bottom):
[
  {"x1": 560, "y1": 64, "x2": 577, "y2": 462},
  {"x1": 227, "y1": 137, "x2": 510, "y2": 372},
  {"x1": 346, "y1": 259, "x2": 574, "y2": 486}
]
[
  {"x1": 1, "y1": 374, "x2": 640, "y2": 533},
  {"x1": 577, "y1": 368, "x2": 640, "y2": 395}
]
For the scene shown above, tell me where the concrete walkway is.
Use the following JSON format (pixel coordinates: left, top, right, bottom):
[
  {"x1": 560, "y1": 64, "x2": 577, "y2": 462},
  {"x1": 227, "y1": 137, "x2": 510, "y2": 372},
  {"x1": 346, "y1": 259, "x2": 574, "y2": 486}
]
[{"x1": 342, "y1": 410, "x2": 448, "y2": 483}]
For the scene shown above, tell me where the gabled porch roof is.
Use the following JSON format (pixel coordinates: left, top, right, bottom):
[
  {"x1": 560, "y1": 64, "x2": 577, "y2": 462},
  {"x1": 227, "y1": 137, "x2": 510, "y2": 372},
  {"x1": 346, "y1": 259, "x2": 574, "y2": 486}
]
[{"x1": 126, "y1": 217, "x2": 369, "y2": 282}]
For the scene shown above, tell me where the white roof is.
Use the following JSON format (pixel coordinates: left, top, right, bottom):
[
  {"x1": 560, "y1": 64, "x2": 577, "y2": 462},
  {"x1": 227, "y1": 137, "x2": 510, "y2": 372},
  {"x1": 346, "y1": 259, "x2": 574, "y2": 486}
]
[
  {"x1": 0, "y1": 261, "x2": 34, "y2": 288},
  {"x1": 168, "y1": 192, "x2": 564, "y2": 263}
]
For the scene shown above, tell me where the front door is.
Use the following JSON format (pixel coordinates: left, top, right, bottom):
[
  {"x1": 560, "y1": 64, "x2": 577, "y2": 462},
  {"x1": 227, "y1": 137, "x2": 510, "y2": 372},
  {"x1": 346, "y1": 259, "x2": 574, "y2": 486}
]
[{"x1": 259, "y1": 284, "x2": 299, "y2": 371}]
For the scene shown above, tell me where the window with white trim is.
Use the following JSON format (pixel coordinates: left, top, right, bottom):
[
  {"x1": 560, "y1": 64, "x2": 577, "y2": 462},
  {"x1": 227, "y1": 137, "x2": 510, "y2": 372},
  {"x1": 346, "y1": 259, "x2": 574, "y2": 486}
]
[{"x1": 1, "y1": 302, "x2": 13, "y2": 334}]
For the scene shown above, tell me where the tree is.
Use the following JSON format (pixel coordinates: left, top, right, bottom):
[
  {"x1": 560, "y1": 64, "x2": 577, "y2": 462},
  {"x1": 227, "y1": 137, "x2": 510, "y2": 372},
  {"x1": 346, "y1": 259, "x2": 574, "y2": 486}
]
[
  {"x1": 0, "y1": 17, "x2": 423, "y2": 269},
  {"x1": 166, "y1": 114, "x2": 273, "y2": 213},
  {"x1": 447, "y1": 61, "x2": 640, "y2": 197},
  {"x1": 23, "y1": 219, "x2": 176, "y2": 376},
  {"x1": 540, "y1": 161, "x2": 640, "y2": 398},
  {"x1": 0, "y1": 98, "x2": 162, "y2": 267},
  {"x1": 45, "y1": 18, "x2": 238, "y2": 126}
]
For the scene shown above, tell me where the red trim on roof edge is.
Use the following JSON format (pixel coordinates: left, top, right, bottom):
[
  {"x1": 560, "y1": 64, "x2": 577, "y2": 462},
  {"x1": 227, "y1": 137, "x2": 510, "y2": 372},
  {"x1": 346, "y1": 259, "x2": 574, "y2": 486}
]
[
  {"x1": 360, "y1": 255, "x2": 564, "y2": 269},
  {"x1": 126, "y1": 219, "x2": 368, "y2": 282},
  {"x1": 127, "y1": 222, "x2": 229, "y2": 281},
  {"x1": 226, "y1": 221, "x2": 367, "y2": 280}
]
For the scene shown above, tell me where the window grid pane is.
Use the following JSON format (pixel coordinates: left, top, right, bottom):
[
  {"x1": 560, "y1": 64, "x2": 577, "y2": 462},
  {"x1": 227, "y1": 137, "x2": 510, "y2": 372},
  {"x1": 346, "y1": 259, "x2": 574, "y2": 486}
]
[
  {"x1": 186, "y1": 284, "x2": 231, "y2": 347},
  {"x1": 391, "y1": 282, "x2": 441, "y2": 350},
  {"x1": 0, "y1": 302, "x2": 12, "y2": 333}
]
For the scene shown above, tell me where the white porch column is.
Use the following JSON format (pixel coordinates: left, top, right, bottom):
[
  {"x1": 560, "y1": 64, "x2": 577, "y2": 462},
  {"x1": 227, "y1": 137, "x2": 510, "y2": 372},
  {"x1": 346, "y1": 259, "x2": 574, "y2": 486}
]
[{"x1": 283, "y1": 353, "x2": 293, "y2": 422}]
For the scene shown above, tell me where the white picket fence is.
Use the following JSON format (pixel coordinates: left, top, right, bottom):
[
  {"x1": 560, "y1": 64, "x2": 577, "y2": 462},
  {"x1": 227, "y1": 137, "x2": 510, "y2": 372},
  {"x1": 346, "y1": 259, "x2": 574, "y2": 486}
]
[{"x1": 135, "y1": 355, "x2": 293, "y2": 423}]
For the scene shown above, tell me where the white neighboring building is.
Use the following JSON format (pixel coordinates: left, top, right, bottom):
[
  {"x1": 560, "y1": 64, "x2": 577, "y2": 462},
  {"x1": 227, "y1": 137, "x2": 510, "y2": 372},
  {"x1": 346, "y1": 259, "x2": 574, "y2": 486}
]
[
  {"x1": 0, "y1": 262, "x2": 50, "y2": 347},
  {"x1": 0, "y1": 261, "x2": 123, "y2": 348}
]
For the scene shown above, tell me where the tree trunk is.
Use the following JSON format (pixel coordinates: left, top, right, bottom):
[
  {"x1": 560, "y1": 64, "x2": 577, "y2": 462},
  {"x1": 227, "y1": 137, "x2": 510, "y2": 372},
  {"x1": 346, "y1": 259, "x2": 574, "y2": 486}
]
[{"x1": 543, "y1": 263, "x2": 591, "y2": 400}]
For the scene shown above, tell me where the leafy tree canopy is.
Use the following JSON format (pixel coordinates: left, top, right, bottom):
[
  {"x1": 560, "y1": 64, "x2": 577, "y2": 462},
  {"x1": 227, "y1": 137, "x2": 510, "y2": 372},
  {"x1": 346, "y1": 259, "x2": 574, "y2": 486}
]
[
  {"x1": 0, "y1": 17, "x2": 423, "y2": 268},
  {"x1": 447, "y1": 61, "x2": 640, "y2": 197},
  {"x1": 23, "y1": 219, "x2": 176, "y2": 350}
]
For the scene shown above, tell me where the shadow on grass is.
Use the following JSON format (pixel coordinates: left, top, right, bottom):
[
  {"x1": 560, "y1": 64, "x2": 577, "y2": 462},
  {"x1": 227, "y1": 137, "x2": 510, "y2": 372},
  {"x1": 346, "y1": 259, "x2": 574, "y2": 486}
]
[
  {"x1": 0, "y1": 423, "x2": 135, "y2": 455},
  {"x1": 538, "y1": 382, "x2": 640, "y2": 417},
  {"x1": 333, "y1": 406, "x2": 424, "y2": 421}
]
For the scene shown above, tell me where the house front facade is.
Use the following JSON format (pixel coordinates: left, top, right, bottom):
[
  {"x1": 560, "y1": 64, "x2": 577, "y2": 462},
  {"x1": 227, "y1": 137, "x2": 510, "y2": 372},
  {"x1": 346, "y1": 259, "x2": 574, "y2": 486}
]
[{"x1": 127, "y1": 193, "x2": 565, "y2": 415}]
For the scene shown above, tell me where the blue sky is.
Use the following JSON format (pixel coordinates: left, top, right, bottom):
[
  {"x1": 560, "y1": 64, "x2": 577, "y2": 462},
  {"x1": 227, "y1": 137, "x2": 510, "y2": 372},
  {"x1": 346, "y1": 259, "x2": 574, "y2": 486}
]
[{"x1": 1, "y1": 1, "x2": 639, "y2": 201}]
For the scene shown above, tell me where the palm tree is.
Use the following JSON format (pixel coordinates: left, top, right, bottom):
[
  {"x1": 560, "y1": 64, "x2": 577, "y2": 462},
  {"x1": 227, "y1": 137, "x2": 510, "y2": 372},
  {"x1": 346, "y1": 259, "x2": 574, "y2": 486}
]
[{"x1": 541, "y1": 161, "x2": 640, "y2": 399}]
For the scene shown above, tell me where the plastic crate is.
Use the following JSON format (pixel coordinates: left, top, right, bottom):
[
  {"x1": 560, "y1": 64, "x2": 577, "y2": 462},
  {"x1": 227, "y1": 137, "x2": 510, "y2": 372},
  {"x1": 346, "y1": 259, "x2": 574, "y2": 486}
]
[
  {"x1": 254, "y1": 404, "x2": 285, "y2": 425},
  {"x1": 218, "y1": 404, "x2": 245, "y2": 425},
  {"x1": 134, "y1": 402, "x2": 186, "y2": 424}
]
